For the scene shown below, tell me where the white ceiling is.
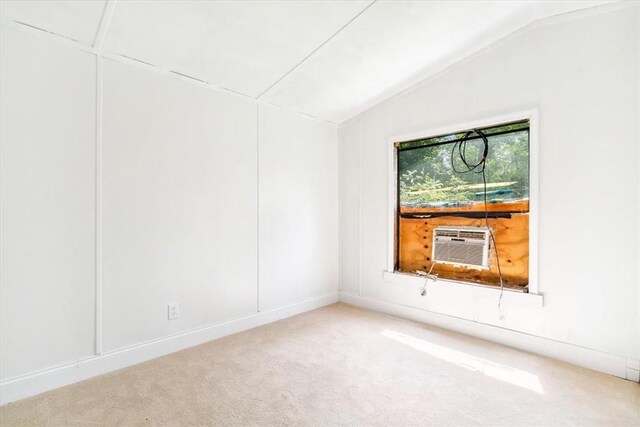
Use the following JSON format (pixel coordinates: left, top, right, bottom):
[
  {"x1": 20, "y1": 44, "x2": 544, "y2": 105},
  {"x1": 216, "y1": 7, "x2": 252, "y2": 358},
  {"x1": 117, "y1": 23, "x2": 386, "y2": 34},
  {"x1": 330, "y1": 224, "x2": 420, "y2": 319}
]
[
  {"x1": 103, "y1": 1, "x2": 371, "y2": 97},
  {"x1": 0, "y1": 0, "x2": 107, "y2": 44},
  {"x1": 0, "y1": 0, "x2": 612, "y2": 123}
]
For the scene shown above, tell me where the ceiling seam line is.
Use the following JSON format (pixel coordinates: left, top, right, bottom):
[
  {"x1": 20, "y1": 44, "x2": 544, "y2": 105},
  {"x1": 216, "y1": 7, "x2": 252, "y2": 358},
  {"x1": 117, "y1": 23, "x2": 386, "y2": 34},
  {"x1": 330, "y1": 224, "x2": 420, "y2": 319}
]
[
  {"x1": 2, "y1": 19, "x2": 337, "y2": 127},
  {"x1": 93, "y1": 0, "x2": 118, "y2": 51},
  {"x1": 255, "y1": 0, "x2": 377, "y2": 100},
  {"x1": 12, "y1": 21, "x2": 83, "y2": 44}
]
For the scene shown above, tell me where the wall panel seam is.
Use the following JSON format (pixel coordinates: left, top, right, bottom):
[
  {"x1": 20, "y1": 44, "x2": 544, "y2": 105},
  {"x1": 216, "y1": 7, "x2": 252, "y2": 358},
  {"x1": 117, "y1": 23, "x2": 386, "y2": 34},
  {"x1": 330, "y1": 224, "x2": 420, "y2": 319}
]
[
  {"x1": 257, "y1": 104, "x2": 261, "y2": 313},
  {"x1": 95, "y1": 54, "x2": 103, "y2": 355}
]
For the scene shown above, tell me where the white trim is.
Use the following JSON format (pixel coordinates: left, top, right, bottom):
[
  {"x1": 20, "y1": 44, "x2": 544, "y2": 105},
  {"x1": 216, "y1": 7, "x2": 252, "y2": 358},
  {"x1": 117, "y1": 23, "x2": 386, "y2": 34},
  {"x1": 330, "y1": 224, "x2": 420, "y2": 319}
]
[
  {"x1": 92, "y1": 0, "x2": 118, "y2": 49},
  {"x1": 337, "y1": 122, "x2": 342, "y2": 293},
  {"x1": 528, "y1": 110, "x2": 540, "y2": 294},
  {"x1": 256, "y1": 104, "x2": 261, "y2": 312},
  {"x1": 386, "y1": 127, "x2": 397, "y2": 273},
  {"x1": 94, "y1": 54, "x2": 104, "y2": 355},
  {"x1": 357, "y1": 117, "x2": 363, "y2": 296},
  {"x1": 0, "y1": 293, "x2": 339, "y2": 405},
  {"x1": 92, "y1": 0, "x2": 112, "y2": 355},
  {"x1": 387, "y1": 109, "x2": 540, "y2": 294},
  {"x1": 339, "y1": 292, "x2": 639, "y2": 382},
  {"x1": 636, "y1": 1, "x2": 640, "y2": 375},
  {"x1": 382, "y1": 270, "x2": 543, "y2": 307}
]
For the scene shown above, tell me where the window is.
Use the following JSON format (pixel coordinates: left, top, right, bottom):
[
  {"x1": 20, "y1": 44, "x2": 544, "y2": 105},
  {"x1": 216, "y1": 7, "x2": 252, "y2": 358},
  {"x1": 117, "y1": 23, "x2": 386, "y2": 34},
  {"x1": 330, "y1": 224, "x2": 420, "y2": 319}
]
[{"x1": 394, "y1": 120, "x2": 531, "y2": 290}]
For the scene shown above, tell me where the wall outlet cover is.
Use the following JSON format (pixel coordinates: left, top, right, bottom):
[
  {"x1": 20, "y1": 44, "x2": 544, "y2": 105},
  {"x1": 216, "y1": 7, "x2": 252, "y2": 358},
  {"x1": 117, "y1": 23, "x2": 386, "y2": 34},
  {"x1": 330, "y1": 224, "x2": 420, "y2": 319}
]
[{"x1": 168, "y1": 303, "x2": 179, "y2": 320}]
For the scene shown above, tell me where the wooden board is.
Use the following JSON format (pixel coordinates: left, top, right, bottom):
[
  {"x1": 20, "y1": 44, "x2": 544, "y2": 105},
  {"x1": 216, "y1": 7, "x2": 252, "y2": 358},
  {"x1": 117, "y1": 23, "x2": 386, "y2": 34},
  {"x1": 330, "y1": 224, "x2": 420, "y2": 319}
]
[
  {"x1": 398, "y1": 214, "x2": 529, "y2": 288},
  {"x1": 400, "y1": 199, "x2": 529, "y2": 214}
]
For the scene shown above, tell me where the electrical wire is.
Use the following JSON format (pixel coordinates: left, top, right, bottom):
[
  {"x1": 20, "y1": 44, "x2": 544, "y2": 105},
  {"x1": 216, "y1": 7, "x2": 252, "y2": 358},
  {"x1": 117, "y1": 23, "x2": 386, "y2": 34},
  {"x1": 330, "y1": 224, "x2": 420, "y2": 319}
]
[
  {"x1": 451, "y1": 129, "x2": 505, "y2": 316},
  {"x1": 416, "y1": 262, "x2": 437, "y2": 296}
]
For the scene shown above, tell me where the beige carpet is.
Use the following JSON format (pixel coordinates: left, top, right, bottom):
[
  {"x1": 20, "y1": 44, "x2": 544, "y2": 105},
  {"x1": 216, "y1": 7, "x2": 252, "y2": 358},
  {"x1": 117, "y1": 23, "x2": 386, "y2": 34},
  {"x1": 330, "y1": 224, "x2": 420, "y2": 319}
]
[{"x1": 1, "y1": 303, "x2": 639, "y2": 426}]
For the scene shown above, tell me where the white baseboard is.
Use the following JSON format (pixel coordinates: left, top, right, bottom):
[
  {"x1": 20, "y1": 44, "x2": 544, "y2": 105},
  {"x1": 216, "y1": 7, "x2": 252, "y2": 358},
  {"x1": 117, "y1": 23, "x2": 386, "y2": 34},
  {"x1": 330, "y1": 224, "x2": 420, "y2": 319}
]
[
  {"x1": 0, "y1": 293, "x2": 339, "y2": 405},
  {"x1": 339, "y1": 292, "x2": 639, "y2": 382}
]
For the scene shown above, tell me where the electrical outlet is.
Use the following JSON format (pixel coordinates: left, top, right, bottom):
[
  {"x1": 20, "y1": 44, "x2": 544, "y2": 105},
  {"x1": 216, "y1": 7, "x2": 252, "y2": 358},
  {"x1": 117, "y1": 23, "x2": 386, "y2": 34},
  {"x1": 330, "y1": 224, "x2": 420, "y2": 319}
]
[{"x1": 168, "y1": 303, "x2": 179, "y2": 320}]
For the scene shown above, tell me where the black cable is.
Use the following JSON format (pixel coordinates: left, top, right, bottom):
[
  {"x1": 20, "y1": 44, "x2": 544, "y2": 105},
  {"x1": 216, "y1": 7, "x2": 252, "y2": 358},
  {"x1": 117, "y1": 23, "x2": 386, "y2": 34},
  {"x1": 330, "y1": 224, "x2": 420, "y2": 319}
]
[{"x1": 451, "y1": 129, "x2": 505, "y2": 311}]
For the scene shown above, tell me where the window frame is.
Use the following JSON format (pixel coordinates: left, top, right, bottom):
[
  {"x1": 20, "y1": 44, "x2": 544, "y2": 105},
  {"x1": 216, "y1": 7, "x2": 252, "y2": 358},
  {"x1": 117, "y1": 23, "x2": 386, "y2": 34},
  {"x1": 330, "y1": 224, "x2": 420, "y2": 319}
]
[{"x1": 386, "y1": 109, "x2": 540, "y2": 295}]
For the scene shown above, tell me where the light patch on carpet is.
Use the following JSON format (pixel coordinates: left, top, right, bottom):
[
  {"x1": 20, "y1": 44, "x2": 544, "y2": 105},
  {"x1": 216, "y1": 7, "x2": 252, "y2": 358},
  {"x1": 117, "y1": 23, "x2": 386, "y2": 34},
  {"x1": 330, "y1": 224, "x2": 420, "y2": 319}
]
[{"x1": 382, "y1": 329, "x2": 544, "y2": 394}]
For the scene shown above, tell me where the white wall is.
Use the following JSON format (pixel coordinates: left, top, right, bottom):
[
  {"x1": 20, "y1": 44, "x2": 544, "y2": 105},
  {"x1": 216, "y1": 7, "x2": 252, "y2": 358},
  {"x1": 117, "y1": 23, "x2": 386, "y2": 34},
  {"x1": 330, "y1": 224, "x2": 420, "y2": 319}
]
[
  {"x1": 101, "y1": 59, "x2": 259, "y2": 352},
  {"x1": 0, "y1": 27, "x2": 97, "y2": 380},
  {"x1": 339, "y1": 4, "x2": 640, "y2": 369},
  {"x1": 0, "y1": 24, "x2": 339, "y2": 389},
  {"x1": 259, "y1": 106, "x2": 339, "y2": 311}
]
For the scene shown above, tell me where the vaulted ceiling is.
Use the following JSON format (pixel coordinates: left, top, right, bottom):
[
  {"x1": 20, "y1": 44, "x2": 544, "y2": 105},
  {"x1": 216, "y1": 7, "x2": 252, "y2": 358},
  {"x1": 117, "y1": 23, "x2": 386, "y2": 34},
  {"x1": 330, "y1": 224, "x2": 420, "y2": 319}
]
[{"x1": 0, "y1": 0, "x2": 610, "y2": 123}]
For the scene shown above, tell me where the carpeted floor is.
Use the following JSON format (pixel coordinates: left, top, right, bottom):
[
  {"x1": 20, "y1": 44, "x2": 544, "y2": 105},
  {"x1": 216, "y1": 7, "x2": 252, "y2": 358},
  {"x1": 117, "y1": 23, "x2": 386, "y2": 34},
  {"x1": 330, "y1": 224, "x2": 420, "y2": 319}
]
[{"x1": 1, "y1": 303, "x2": 639, "y2": 426}]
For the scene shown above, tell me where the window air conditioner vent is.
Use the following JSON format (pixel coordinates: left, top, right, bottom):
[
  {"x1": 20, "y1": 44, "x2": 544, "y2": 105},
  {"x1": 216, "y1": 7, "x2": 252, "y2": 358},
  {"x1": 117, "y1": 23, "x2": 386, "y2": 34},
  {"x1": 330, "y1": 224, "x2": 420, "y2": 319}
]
[
  {"x1": 458, "y1": 230, "x2": 487, "y2": 240},
  {"x1": 433, "y1": 227, "x2": 491, "y2": 269}
]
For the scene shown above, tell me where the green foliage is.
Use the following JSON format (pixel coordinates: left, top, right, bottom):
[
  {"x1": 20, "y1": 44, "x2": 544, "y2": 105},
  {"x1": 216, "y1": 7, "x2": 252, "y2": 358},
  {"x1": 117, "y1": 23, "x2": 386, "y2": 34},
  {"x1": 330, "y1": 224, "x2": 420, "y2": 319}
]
[{"x1": 398, "y1": 128, "x2": 529, "y2": 207}]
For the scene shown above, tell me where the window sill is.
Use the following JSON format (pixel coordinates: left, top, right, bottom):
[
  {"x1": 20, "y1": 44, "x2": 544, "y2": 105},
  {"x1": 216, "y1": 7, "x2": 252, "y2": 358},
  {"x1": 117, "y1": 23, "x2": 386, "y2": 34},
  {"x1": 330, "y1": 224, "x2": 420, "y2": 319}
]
[{"x1": 382, "y1": 270, "x2": 544, "y2": 307}]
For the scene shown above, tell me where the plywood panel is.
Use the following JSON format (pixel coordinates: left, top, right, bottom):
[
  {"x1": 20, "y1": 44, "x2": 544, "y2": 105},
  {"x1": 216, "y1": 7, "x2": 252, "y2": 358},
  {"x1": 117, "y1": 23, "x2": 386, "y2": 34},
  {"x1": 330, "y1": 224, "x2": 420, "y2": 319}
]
[{"x1": 399, "y1": 214, "x2": 529, "y2": 288}]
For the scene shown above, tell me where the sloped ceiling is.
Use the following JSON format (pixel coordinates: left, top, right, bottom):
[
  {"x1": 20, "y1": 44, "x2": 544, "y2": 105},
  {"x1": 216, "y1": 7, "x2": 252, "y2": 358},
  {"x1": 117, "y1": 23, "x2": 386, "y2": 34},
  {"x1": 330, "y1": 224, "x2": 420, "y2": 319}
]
[
  {"x1": 103, "y1": 1, "x2": 370, "y2": 97},
  {"x1": 0, "y1": 0, "x2": 611, "y2": 123},
  {"x1": 0, "y1": 0, "x2": 107, "y2": 44}
]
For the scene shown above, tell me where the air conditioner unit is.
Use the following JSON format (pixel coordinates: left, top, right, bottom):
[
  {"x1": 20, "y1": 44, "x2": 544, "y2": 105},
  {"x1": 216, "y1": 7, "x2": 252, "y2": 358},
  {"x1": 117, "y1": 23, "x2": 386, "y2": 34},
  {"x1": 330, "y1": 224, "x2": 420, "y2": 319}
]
[{"x1": 432, "y1": 226, "x2": 491, "y2": 269}]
